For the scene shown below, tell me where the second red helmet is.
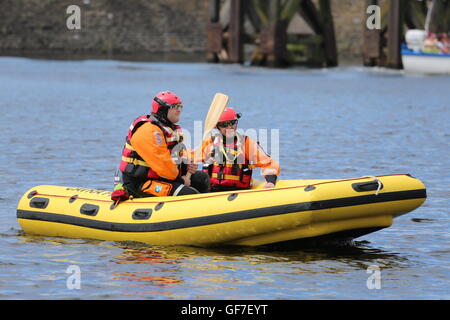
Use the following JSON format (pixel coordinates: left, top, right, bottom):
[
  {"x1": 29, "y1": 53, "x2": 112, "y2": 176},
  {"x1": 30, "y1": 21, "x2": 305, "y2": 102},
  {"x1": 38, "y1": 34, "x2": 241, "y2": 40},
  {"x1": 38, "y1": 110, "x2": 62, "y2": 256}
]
[{"x1": 218, "y1": 107, "x2": 241, "y2": 122}]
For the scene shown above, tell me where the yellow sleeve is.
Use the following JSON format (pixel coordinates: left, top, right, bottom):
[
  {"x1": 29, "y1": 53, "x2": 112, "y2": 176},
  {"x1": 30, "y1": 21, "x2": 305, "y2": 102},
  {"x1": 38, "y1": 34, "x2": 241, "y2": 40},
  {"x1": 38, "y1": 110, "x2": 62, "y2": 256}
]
[{"x1": 130, "y1": 122, "x2": 179, "y2": 180}]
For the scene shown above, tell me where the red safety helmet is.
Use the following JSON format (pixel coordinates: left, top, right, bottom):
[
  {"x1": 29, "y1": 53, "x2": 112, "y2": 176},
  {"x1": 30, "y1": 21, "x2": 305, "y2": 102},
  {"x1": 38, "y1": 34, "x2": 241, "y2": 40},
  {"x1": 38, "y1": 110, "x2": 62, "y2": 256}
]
[
  {"x1": 151, "y1": 91, "x2": 182, "y2": 114},
  {"x1": 218, "y1": 107, "x2": 241, "y2": 122}
]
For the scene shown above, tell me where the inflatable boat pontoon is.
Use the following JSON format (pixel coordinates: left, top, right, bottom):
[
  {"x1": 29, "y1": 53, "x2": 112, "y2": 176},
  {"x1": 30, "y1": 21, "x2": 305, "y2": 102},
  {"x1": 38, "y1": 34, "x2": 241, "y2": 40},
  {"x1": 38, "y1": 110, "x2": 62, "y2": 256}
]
[{"x1": 16, "y1": 174, "x2": 426, "y2": 247}]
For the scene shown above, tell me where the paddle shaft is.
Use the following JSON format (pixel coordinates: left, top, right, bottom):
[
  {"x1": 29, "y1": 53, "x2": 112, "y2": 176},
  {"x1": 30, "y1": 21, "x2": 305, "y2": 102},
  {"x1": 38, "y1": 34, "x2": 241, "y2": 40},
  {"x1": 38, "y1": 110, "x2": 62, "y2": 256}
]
[{"x1": 185, "y1": 93, "x2": 229, "y2": 180}]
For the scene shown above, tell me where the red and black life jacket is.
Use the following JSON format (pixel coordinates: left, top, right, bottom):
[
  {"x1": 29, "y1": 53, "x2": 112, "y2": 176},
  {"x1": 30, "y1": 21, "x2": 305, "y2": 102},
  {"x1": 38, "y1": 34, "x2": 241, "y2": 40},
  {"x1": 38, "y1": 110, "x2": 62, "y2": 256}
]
[
  {"x1": 119, "y1": 114, "x2": 184, "y2": 181},
  {"x1": 202, "y1": 134, "x2": 254, "y2": 190}
]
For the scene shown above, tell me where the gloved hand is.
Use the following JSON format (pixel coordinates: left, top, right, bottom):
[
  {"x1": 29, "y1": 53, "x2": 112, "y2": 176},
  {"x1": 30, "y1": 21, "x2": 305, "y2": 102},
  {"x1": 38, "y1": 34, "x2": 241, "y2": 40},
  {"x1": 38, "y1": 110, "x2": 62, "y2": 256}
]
[{"x1": 186, "y1": 163, "x2": 198, "y2": 174}]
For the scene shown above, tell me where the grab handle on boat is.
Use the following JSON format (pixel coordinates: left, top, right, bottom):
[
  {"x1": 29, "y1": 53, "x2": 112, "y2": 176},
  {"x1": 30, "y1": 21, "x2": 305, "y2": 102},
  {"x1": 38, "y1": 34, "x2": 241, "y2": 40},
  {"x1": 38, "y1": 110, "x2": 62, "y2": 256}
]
[
  {"x1": 29, "y1": 197, "x2": 49, "y2": 209},
  {"x1": 80, "y1": 204, "x2": 99, "y2": 216},
  {"x1": 132, "y1": 209, "x2": 152, "y2": 220},
  {"x1": 352, "y1": 177, "x2": 383, "y2": 195}
]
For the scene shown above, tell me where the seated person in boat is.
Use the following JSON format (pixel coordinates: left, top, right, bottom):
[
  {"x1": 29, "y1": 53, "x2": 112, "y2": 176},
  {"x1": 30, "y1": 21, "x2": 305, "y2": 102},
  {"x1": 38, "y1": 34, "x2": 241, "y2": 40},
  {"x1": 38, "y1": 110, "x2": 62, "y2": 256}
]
[
  {"x1": 115, "y1": 91, "x2": 209, "y2": 199},
  {"x1": 423, "y1": 32, "x2": 442, "y2": 53},
  {"x1": 437, "y1": 33, "x2": 450, "y2": 54},
  {"x1": 195, "y1": 107, "x2": 280, "y2": 192}
]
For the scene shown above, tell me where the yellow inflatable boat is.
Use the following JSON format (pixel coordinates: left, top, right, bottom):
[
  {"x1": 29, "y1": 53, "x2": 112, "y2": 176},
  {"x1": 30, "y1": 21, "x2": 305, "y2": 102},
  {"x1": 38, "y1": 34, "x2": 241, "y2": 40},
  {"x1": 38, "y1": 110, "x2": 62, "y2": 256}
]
[{"x1": 16, "y1": 174, "x2": 426, "y2": 247}]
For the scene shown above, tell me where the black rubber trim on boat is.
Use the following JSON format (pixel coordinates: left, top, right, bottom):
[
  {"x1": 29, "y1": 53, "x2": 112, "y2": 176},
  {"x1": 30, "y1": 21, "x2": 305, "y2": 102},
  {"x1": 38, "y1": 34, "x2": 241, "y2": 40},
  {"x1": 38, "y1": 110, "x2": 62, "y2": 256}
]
[{"x1": 17, "y1": 188, "x2": 427, "y2": 233}]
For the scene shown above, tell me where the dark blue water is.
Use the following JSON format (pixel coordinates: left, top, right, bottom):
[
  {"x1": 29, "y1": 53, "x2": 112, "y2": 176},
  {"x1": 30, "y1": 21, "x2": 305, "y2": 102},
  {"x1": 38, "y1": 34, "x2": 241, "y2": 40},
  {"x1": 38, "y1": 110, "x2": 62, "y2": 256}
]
[{"x1": 0, "y1": 57, "x2": 449, "y2": 299}]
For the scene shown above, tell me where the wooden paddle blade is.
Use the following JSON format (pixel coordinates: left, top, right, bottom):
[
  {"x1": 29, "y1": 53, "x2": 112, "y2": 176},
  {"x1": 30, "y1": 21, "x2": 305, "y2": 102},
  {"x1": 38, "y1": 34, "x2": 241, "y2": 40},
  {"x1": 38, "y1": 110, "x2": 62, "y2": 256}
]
[
  {"x1": 190, "y1": 93, "x2": 229, "y2": 165},
  {"x1": 203, "y1": 93, "x2": 229, "y2": 140}
]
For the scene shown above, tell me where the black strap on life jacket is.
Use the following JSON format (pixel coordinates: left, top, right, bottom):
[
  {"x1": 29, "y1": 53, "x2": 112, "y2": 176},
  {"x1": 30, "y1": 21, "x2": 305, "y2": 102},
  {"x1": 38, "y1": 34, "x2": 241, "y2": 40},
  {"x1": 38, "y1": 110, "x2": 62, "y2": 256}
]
[{"x1": 208, "y1": 134, "x2": 251, "y2": 182}]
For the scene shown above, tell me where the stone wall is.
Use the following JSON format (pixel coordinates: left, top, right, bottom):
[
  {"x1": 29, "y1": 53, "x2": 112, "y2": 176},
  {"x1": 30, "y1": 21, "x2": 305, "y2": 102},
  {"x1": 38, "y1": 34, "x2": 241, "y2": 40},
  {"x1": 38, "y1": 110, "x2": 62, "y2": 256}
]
[
  {"x1": 0, "y1": 0, "x2": 208, "y2": 59},
  {"x1": 331, "y1": 0, "x2": 366, "y2": 60},
  {"x1": 0, "y1": 0, "x2": 366, "y2": 61}
]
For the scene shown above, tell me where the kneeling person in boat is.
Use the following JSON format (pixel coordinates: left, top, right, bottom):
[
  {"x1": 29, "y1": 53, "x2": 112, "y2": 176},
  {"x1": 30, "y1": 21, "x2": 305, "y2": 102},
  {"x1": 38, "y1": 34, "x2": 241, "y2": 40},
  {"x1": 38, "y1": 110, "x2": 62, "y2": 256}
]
[
  {"x1": 117, "y1": 91, "x2": 209, "y2": 198},
  {"x1": 197, "y1": 107, "x2": 280, "y2": 192}
]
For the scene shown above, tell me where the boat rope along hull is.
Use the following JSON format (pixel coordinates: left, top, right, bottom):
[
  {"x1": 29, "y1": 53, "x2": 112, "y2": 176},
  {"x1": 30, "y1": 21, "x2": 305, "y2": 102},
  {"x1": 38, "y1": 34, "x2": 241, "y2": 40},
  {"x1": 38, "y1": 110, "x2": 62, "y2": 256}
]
[{"x1": 16, "y1": 175, "x2": 426, "y2": 247}]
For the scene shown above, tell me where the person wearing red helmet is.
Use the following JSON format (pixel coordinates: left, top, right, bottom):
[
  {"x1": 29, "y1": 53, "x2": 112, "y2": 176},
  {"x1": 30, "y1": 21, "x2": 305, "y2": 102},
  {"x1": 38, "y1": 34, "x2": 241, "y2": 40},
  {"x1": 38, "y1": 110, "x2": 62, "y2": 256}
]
[
  {"x1": 196, "y1": 107, "x2": 280, "y2": 192},
  {"x1": 114, "y1": 90, "x2": 210, "y2": 200}
]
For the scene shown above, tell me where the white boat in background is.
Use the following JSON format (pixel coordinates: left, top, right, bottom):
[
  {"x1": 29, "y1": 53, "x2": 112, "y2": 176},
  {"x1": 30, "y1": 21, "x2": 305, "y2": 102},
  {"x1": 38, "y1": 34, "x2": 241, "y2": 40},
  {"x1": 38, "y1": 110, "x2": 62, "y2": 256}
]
[
  {"x1": 402, "y1": 47, "x2": 450, "y2": 74},
  {"x1": 401, "y1": 0, "x2": 450, "y2": 75}
]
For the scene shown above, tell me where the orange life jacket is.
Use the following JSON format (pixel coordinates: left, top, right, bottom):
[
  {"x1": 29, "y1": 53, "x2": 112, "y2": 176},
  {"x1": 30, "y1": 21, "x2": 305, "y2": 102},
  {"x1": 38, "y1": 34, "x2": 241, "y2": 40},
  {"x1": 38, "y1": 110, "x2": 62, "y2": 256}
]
[
  {"x1": 202, "y1": 134, "x2": 254, "y2": 190},
  {"x1": 119, "y1": 115, "x2": 184, "y2": 181}
]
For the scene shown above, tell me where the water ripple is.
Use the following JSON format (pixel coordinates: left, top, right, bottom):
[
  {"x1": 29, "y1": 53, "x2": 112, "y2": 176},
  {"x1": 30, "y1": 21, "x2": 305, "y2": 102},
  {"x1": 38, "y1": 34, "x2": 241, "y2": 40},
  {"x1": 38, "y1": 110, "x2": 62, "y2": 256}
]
[{"x1": 1, "y1": 58, "x2": 449, "y2": 299}]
